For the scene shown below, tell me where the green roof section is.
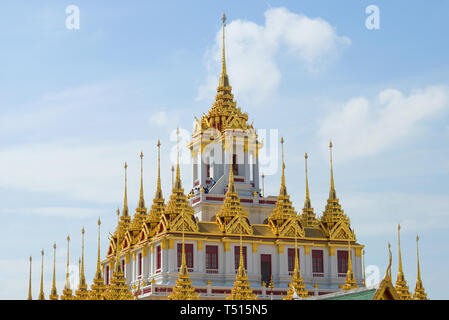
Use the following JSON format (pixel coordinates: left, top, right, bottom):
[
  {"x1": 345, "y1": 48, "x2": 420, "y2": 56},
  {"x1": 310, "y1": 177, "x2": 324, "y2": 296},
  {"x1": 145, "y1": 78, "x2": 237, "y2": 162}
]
[{"x1": 324, "y1": 288, "x2": 376, "y2": 300}]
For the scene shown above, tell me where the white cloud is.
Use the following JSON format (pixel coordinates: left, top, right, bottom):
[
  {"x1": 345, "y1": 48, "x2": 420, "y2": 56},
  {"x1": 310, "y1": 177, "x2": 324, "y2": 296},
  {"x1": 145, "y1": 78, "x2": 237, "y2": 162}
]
[
  {"x1": 319, "y1": 85, "x2": 449, "y2": 161},
  {"x1": 197, "y1": 7, "x2": 350, "y2": 105}
]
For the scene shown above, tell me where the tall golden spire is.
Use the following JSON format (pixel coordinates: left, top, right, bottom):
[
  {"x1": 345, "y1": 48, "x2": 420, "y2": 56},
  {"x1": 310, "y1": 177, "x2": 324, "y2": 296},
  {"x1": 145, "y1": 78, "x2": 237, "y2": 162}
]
[
  {"x1": 27, "y1": 256, "x2": 32, "y2": 300},
  {"x1": 49, "y1": 243, "x2": 58, "y2": 300},
  {"x1": 89, "y1": 218, "x2": 106, "y2": 300},
  {"x1": 123, "y1": 162, "x2": 129, "y2": 218},
  {"x1": 103, "y1": 214, "x2": 134, "y2": 300},
  {"x1": 75, "y1": 227, "x2": 89, "y2": 299},
  {"x1": 216, "y1": 156, "x2": 251, "y2": 234},
  {"x1": 227, "y1": 214, "x2": 257, "y2": 300},
  {"x1": 342, "y1": 241, "x2": 358, "y2": 290},
  {"x1": 413, "y1": 235, "x2": 427, "y2": 300},
  {"x1": 268, "y1": 137, "x2": 299, "y2": 236},
  {"x1": 219, "y1": 13, "x2": 229, "y2": 87},
  {"x1": 162, "y1": 127, "x2": 197, "y2": 231},
  {"x1": 130, "y1": 152, "x2": 148, "y2": 233},
  {"x1": 168, "y1": 230, "x2": 199, "y2": 300},
  {"x1": 61, "y1": 235, "x2": 73, "y2": 300},
  {"x1": 284, "y1": 225, "x2": 308, "y2": 300},
  {"x1": 395, "y1": 224, "x2": 411, "y2": 299},
  {"x1": 38, "y1": 249, "x2": 45, "y2": 300},
  {"x1": 138, "y1": 151, "x2": 146, "y2": 209},
  {"x1": 321, "y1": 141, "x2": 350, "y2": 232},
  {"x1": 300, "y1": 152, "x2": 318, "y2": 228},
  {"x1": 147, "y1": 140, "x2": 166, "y2": 232},
  {"x1": 329, "y1": 141, "x2": 336, "y2": 199}
]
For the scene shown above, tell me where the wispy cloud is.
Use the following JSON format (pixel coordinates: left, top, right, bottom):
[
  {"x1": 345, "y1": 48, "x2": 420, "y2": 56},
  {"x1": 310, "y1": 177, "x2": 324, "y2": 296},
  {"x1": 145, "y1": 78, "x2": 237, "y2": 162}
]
[{"x1": 197, "y1": 7, "x2": 350, "y2": 105}]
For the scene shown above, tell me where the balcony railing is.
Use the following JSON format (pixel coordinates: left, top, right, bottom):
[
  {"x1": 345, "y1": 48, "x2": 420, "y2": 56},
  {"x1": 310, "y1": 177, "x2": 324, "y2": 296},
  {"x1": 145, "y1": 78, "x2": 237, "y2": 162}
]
[
  {"x1": 206, "y1": 269, "x2": 219, "y2": 274},
  {"x1": 312, "y1": 272, "x2": 324, "y2": 277}
]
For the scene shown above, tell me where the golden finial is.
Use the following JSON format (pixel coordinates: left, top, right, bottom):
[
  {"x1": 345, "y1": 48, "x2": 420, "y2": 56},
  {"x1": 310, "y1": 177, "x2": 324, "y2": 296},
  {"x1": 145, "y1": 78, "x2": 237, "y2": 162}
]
[
  {"x1": 362, "y1": 249, "x2": 366, "y2": 287},
  {"x1": 280, "y1": 137, "x2": 285, "y2": 188},
  {"x1": 397, "y1": 224, "x2": 403, "y2": 274},
  {"x1": 76, "y1": 226, "x2": 89, "y2": 299},
  {"x1": 413, "y1": 234, "x2": 427, "y2": 300},
  {"x1": 27, "y1": 256, "x2": 32, "y2": 300},
  {"x1": 138, "y1": 151, "x2": 146, "y2": 209},
  {"x1": 342, "y1": 240, "x2": 358, "y2": 290},
  {"x1": 173, "y1": 127, "x2": 182, "y2": 191},
  {"x1": 261, "y1": 173, "x2": 265, "y2": 197},
  {"x1": 329, "y1": 140, "x2": 336, "y2": 199},
  {"x1": 416, "y1": 235, "x2": 421, "y2": 282},
  {"x1": 156, "y1": 140, "x2": 162, "y2": 194},
  {"x1": 49, "y1": 243, "x2": 58, "y2": 300},
  {"x1": 304, "y1": 152, "x2": 311, "y2": 208},
  {"x1": 219, "y1": 12, "x2": 230, "y2": 87},
  {"x1": 61, "y1": 234, "x2": 73, "y2": 299},
  {"x1": 394, "y1": 223, "x2": 411, "y2": 299},
  {"x1": 38, "y1": 249, "x2": 45, "y2": 300},
  {"x1": 96, "y1": 218, "x2": 102, "y2": 277}
]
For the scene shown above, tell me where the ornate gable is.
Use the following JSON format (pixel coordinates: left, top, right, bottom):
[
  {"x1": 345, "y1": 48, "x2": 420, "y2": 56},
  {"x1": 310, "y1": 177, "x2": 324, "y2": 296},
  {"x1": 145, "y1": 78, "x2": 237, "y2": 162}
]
[{"x1": 329, "y1": 220, "x2": 355, "y2": 241}]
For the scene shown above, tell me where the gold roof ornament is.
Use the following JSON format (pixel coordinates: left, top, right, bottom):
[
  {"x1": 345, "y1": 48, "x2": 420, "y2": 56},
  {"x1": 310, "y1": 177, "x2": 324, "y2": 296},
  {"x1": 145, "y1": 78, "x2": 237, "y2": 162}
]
[
  {"x1": 49, "y1": 243, "x2": 59, "y2": 300},
  {"x1": 321, "y1": 141, "x2": 353, "y2": 239},
  {"x1": 146, "y1": 140, "x2": 166, "y2": 235},
  {"x1": 75, "y1": 228, "x2": 89, "y2": 299},
  {"x1": 168, "y1": 231, "x2": 199, "y2": 300},
  {"x1": 27, "y1": 256, "x2": 32, "y2": 300},
  {"x1": 159, "y1": 128, "x2": 198, "y2": 233},
  {"x1": 395, "y1": 224, "x2": 412, "y2": 300},
  {"x1": 197, "y1": 13, "x2": 250, "y2": 134},
  {"x1": 268, "y1": 137, "x2": 304, "y2": 238},
  {"x1": 372, "y1": 243, "x2": 401, "y2": 300},
  {"x1": 226, "y1": 215, "x2": 257, "y2": 300},
  {"x1": 261, "y1": 173, "x2": 265, "y2": 197},
  {"x1": 216, "y1": 157, "x2": 252, "y2": 234},
  {"x1": 60, "y1": 235, "x2": 74, "y2": 300},
  {"x1": 130, "y1": 152, "x2": 148, "y2": 234},
  {"x1": 299, "y1": 152, "x2": 318, "y2": 228},
  {"x1": 284, "y1": 230, "x2": 308, "y2": 300},
  {"x1": 89, "y1": 218, "x2": 106, "y2": 300},
  {"x1": 38, "y1": 249, "x2": 45, "y2": 300},
  {"x1": 341, "y1": 241, "x2": 358, "y2": 291},
  {"x1": 413, "y1": 235, "x2": 428, "y2": 300},
  {"x1": 103, "y1": 215, "x2": 134, "y2": 300}
]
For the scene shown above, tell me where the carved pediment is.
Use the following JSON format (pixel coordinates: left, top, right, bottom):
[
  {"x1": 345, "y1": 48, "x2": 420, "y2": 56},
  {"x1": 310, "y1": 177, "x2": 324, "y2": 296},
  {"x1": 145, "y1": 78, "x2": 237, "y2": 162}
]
[
  {"x1": 329, "y1": 220, "x2": 355, "y2": 241},
  {"x1": 224, "y1": 214, "x2": 253, "y2": 235},
  {"x1": 277, "y1": 217, "x2": 305, "y2": 238}
]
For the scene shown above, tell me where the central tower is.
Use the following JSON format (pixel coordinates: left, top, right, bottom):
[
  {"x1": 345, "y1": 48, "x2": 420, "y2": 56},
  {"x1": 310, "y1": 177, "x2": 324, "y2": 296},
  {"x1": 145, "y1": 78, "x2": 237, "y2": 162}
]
[{"x1": 187, "y1": 13, "x2": 277, "y2": 223}]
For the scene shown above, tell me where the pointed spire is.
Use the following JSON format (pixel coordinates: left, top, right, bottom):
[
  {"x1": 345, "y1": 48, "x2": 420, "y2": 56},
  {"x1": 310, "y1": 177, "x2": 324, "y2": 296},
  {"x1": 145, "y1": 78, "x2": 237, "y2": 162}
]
[
  {"x1": 413, "y1": 235, "x2": 427, "y2": 300},
  {"x1": 168, "y1": 230, "x2": 199, "y2": 300},
  {"x1": 227, "y1": 214, "x2": 257, "y2": 300},
  {"x1": 342, "y1": 241, "x2": 358, "y2": 291},
  {"x1": 284, "y1": 226, "x2": 308, "y2": 300},
  {"x1": 123, "y1": 162, "x2": 129, "y2": 218},
  {"x1": 300, "y1": 152, "x2": 318, "y2": 228},
  {"x1": 175, "y1": 128, "x2": 182, "y2": 190},
  {"x1": 38, "y1": 249, "x2": 45, "y2": 300},
  {"x1": 147, "y1": 140, "x2": 166, "y2": 231},
  {"x1": 49, "y1": 243, "x2": 58, "y2": 300},
  {"x1": 27, "y1": 256, "x2": 32, "y2": 300},
  {"x1": 61, "y1": 235, "x2": 73, "y2": 300},
  {"x1": 329, "y1": 141, "x2": 336, "y2": 199},
  {"x1": 304, "y1": 153, "x2": 310, "y2": 208},
  {"x1": 219, "y1": 13, "x2": 230, "y2": 87},
  {"x1": 138, "y1": 151, "x2": 146, "y2": 209},
  {"x1": 76, "y1": 227, "x2": 89, "y2": 299},
  {"x1": 395, "y1": 224, "x2": 411, "y2": 299},
  {"x1": 261, "y1": 173, "x2": 265, "y2": 197},
  {"x1": 156, "y1": 140, "x2": 162, "y2": 199},
  {"x1": 268, "y1": 137, "x2": 298, "y2": 235},
  {"x1": 89, "y1": 218, "x2": 106, "y2": 300}
]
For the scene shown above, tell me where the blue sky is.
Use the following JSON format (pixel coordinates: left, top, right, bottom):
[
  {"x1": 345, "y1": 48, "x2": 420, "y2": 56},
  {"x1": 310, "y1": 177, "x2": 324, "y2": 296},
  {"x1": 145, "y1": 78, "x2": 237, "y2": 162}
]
[{"x1": 0, "y1": 0, "x2": 448, "y2": 299}]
